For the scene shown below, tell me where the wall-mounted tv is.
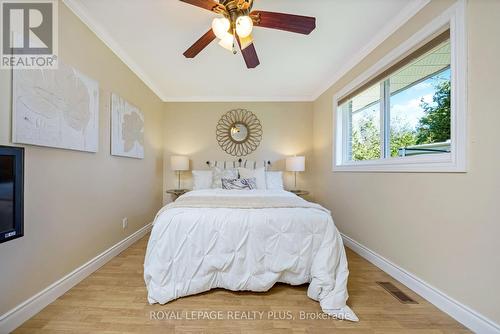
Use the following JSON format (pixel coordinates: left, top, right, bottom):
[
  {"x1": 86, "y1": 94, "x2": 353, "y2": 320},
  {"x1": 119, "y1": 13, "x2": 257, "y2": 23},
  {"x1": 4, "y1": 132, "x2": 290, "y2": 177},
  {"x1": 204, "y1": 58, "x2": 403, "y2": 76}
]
[{"x1": 0, "y1": 146, "x2": 24, "y2": 243}]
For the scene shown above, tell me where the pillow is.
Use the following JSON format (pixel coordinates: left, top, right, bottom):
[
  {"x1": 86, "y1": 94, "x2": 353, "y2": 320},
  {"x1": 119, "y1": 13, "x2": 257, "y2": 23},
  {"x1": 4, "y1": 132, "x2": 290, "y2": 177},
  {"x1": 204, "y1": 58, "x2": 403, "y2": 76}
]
[
  {"x1": 238, "y1": 167, "x2": 266, "y2": 189},
  {"x1": 192, "y1": 170, "x2": 213, "y2": 190},
  {"x1": 266, "y1": 171, "x2": 284, "y2": 190},
  {"x1": 211, "y1": 167, "x2": 238, "y2": 188},
  {"x1": 222, "y1": 178, "x2": 257, "y2": 190}
]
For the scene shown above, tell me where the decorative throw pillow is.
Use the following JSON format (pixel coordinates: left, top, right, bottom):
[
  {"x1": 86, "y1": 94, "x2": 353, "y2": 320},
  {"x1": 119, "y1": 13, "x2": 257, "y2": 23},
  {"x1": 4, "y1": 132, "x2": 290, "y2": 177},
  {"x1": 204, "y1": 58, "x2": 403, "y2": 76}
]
[
  {"x1": 238, "y1": 167, "x2": 267, "y2": 189},
  {"x1": 222, "y1": 178, "x2": 257, "y2": 190},
  {"x1": 211, "y1": 167, "x2": 238, "y2": 188},
  {"x1": 266, "y1": 171, "x2": 284, "y2": 190},
  {"x1": 192, "y1": 170, "x2": 213, "y2": 190}
]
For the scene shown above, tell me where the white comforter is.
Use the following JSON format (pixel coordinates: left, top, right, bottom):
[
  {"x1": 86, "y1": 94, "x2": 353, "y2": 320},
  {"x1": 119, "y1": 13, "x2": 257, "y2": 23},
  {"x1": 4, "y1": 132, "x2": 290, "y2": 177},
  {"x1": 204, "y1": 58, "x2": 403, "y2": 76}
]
[{"x1": 144, "y1": 189, "x2": 358, "y2": 321}]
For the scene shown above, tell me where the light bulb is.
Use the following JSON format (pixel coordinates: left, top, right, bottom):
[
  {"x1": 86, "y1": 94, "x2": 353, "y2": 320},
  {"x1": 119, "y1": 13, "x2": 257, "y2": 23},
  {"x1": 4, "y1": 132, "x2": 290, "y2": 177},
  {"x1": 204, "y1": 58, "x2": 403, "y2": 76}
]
[
  {"x1": 218, "y1": 32, "x2": 234, "y2": 52},
  {"x1": 212, "y1": 17, "x2": 230, "y2": 40},
  {"x1": 236, "y1": 16, "x2": 253, "y2": 38}
]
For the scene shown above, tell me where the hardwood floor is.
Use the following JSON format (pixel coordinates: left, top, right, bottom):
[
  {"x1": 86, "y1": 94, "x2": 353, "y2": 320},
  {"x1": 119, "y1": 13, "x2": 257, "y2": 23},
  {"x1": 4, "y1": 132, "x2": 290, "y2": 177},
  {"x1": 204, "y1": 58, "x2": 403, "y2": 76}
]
[{"x1": 15, "y1": 234, "x2": 470, "y2": 333}]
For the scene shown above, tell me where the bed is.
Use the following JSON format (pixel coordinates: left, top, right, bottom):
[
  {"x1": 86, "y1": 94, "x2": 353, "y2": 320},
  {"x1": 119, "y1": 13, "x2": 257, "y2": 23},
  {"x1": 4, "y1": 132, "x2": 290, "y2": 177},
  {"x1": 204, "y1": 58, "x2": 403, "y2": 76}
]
[{"x1": 144, "y1": 188, "x2": 358, "y2": 321}]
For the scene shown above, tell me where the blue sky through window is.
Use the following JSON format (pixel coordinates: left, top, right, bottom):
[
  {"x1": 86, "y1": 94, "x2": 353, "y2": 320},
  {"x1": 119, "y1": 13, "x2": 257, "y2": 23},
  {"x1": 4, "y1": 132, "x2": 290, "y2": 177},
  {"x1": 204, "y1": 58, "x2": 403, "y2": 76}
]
[{"x1": 390, "y1": 68, "x2": 451, "y2": 131}]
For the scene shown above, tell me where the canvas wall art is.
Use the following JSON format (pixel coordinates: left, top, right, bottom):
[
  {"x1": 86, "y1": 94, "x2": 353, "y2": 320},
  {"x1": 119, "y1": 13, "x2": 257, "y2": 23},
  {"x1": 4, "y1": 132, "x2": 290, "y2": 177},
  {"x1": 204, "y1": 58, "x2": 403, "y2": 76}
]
[
  {"x1": 12, "y1": 62, "x2": 99, "y2": 152},
  {"x1": 111, "y1": 93, "x2": 144, "y2": 159}
]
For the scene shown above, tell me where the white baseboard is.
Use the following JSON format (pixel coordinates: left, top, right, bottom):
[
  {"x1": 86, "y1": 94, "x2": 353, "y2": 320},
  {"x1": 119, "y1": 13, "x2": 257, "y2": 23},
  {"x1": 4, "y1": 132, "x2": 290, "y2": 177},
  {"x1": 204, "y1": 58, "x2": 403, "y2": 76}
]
[
  {"x1": 341, "y1": 233, "x2": 500, "y2": 334},
  {"x1": 0, "y1": 223, "x2": 152, "y2": 334}
]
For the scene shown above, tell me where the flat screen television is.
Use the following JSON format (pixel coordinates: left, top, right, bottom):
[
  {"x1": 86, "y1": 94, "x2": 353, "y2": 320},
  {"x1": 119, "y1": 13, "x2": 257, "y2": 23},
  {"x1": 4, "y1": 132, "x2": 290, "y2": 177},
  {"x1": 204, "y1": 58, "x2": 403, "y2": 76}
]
[{"x1": 0, "y1": 146, "x2": 24, "y2": 243}]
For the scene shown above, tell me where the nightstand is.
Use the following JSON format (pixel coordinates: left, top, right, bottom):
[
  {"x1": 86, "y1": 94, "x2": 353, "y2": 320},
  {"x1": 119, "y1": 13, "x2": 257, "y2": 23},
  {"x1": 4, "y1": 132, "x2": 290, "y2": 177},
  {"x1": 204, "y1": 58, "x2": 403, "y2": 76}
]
[
  {"x1": 166, "y1": 189, "x2": 189, "y2": 200},
  {"x1": 290, "y1": 190, "x2": 310, "y2": 198}
]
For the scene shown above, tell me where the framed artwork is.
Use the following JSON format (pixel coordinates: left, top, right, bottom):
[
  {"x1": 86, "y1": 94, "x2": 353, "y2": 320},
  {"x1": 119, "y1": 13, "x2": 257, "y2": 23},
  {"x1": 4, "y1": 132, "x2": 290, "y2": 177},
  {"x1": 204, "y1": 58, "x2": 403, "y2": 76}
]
[
  {"x1": 111, "y1": 93, "x2": 144, "y2": 159},
  {"x1": 12, "y1": 62, "x2": 99, "y2": 152}
]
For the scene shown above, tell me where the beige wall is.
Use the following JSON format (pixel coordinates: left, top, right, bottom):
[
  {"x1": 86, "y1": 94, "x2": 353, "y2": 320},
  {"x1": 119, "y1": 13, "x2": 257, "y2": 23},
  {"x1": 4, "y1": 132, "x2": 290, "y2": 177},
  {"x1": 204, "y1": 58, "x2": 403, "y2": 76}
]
[
  {"x1": 312, "y1": 0, "x2": 500, "y2": 325},
  {"x1": 163, "y1": 102, "x2": 313, "y2": 202},
  {"x1": 0, "y1": 3, "x2": 164, "y2": 315},
  {"x1": 2, "y1": 0, "x2": 498, "y2": 328}
]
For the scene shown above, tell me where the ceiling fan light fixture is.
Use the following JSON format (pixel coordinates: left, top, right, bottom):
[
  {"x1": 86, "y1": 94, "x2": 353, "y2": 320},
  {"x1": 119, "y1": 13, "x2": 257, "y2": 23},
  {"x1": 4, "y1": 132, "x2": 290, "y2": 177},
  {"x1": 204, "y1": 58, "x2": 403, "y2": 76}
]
[
  {"x1": 236, "y1": 15, "x2": 253, "y2": 38},
  {"x1": 212, "y1": 17, "x2": 230, "y2": 39},
  {"x1": 181, "y1": 0, "x2": 316, "y2": 68},
  {"x1": 218, "y1": 32, "x2": 235, "y2": 52}
]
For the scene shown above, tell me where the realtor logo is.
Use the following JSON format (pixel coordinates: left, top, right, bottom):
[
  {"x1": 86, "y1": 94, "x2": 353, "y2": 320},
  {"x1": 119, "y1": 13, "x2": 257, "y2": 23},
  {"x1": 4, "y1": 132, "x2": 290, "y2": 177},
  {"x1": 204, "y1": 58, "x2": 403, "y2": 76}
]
[{"x1": 1, "y1": 0, "x2": 58, "y2": 69}]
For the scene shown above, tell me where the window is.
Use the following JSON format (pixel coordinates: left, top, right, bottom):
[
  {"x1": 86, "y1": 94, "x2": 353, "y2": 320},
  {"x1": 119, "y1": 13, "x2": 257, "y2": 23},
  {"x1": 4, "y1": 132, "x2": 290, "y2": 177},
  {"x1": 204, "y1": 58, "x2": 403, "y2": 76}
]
[
  {"x1": 334, "y1": 3, "x2": 466, "y2": 172},
  {"x1": 390, "y1": 67, "x2": 451, "y2": 158},
  {"x1": 340, "y1": 83, "x2": 382, "y2": 161}
]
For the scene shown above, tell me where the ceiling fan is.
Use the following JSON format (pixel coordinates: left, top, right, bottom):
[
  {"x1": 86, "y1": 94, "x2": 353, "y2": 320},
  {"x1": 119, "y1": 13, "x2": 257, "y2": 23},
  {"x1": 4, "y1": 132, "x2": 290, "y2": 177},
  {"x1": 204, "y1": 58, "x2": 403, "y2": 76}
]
[{"x1": 180, "y1": 0, "x2": 316, "y2": 69}]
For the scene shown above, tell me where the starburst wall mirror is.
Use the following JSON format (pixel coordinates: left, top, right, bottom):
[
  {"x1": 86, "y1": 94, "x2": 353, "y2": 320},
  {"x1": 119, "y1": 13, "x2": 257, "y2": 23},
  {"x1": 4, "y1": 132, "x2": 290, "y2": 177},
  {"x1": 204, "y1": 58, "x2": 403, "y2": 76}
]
[{"x1": 216, "y1": 109, "x2": 262, "y2": 157}]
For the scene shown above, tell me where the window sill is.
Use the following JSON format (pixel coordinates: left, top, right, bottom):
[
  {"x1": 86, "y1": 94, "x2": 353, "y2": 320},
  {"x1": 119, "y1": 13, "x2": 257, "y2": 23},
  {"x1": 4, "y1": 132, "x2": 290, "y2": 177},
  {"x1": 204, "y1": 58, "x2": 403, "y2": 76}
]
[{"x1": 334, "y1": 153, "x2": 466, "y2": 173}]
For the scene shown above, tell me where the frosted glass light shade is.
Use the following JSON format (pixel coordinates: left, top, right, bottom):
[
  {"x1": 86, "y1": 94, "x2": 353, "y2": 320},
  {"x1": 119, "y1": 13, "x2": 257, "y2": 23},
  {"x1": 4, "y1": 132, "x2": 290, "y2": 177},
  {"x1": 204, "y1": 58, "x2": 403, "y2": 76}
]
[
  {"x1": 218, "y1": 32, "x2": 234, "y2": 51},
  {"x1": 286, "y1": 156, "x2": 305, "y2": 172},
  {"x1": 171, "y1": 156, "x2": 190, "y2": 171},
  {"x1": 236, "y1": 16, "x2": 253, "y2": 38},
  {"x1": 212, "y1": 17, "x2": 230, "y2": 39}
]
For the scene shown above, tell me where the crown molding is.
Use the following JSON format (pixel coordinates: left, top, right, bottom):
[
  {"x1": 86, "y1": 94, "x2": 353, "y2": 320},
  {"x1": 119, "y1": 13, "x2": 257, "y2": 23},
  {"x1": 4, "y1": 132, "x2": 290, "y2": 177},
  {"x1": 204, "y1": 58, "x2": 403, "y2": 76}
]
[
  {"x1": 63, "y1": 0, "x2": 311, "y2": 103},
  {"x1": 63, "y1": 0, "x2": 429, "y2": 103},
  {"x1": 311, "y1": 0, "x2": 431, "y2": 101},
  {"x1": 62, "y1": 0, "x2": 168, "y2": 101},
  {"x1": 162, "y1": 95, "x2": 314, "y2": 102}
]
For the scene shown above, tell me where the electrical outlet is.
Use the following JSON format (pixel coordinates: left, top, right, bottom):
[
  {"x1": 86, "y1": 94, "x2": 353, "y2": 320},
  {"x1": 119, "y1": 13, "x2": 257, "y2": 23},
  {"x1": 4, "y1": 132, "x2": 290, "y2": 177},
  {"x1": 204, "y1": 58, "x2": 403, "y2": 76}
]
[{"x1": 122, "y1": 217, "x2": 128, "y2": 229}]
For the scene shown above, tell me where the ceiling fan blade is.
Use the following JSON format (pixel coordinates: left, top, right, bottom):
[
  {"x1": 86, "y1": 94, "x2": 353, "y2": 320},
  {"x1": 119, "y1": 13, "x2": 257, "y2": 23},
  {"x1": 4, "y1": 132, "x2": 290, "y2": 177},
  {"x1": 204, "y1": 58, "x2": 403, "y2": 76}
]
[
  {"x1": 237, "y1": 36, "x2": 260, "y2": 69},
  {"x1": 179, "y1": 0, "x2": 225, "y2": 13},
  {"x1": 250, "y1": 10, "x2": 316, "y2": 35},
  {"x1": 183, "y1": 29, "x2": 216, "y2": 58}
]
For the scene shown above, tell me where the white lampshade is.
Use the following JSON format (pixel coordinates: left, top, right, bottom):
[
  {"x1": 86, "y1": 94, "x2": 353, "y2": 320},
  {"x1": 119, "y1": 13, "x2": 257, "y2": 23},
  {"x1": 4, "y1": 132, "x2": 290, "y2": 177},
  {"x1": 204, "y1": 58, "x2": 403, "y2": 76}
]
[
  {"x1": 218, "y1": 32, "x2": 234, "y2": 51},
  {"x1": 170, "y1": 156, "x2": 189, "y2": 171},
  {"x1": 212, "y1": 17, "x2": 230, "y2": 40},
  {"x1": 236, "y1": 15, "x2": 253, "y2": 38},
  {"x1": 286, "y1": 156, "x2": 305, "y2": 172}
]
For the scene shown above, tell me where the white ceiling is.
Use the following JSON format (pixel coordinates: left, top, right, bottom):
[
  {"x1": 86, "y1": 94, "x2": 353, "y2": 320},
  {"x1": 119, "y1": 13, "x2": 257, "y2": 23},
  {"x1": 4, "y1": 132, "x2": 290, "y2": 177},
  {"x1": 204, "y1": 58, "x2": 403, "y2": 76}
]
[{"x1": 63, "y1": 0, "x2": 427, "y2": 102}]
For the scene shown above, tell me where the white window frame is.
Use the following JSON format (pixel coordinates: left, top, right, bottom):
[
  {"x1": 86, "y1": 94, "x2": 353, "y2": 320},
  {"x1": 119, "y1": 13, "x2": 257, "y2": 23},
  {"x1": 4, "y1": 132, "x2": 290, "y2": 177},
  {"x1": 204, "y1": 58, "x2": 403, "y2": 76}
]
[{"x1": 333, "y1": 1, "x2": 467, "y2": 173}]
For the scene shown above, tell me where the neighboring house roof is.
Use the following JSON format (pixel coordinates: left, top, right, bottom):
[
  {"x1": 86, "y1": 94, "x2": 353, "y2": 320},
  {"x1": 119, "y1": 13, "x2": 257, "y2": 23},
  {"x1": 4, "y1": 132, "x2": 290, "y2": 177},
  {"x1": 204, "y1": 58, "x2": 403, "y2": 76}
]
[{"x1": 350, "y1": 40, "x2": 451, "y2": 113}]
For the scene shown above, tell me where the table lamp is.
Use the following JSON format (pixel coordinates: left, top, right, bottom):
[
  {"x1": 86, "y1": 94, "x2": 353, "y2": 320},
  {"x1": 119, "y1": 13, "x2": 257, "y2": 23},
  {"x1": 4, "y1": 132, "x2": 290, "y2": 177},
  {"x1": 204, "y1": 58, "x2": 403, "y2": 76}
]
[
  {"x1": 286, "y1": 156, "x2": 305, "y2": 190},
  {"x1": 170, "y1": 156, "x2": 189, "y2": 190}
]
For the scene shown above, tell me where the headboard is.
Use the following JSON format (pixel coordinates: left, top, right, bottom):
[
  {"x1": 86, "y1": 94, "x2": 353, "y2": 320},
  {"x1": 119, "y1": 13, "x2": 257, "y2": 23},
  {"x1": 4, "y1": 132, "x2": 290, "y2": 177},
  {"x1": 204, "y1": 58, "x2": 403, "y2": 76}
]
[{"x1": 206, "y1": 159, "x2": 272, "y2": 170}]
